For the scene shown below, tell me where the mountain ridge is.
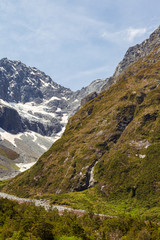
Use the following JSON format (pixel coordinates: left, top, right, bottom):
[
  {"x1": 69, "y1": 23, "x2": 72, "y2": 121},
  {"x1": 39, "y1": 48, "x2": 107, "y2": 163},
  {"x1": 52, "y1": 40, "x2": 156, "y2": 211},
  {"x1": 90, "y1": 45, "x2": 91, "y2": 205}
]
[
  {"x1": 0, "y1": 58, "x2": 108, "y2": 179},
  {"x1": 113, "y1": 25, "x2": 160, "y2": 77},
  {"x1": 102, "y1": 26, "x2": 160, "y2": 92}
]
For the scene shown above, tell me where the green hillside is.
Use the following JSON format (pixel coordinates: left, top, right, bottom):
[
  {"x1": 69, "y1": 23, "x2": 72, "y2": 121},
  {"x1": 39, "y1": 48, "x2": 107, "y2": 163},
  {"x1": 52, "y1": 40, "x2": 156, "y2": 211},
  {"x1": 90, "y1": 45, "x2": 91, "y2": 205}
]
[{"x1": 3, "y1": 45, "x2": 160, "y2": 219}]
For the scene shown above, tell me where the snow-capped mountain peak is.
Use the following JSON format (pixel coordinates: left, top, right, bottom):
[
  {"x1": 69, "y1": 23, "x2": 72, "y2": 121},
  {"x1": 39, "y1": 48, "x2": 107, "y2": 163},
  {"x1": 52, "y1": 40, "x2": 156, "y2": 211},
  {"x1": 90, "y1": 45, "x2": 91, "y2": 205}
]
[{"x1": 0, "y1": 58, "x2": 108, "y2": 179}]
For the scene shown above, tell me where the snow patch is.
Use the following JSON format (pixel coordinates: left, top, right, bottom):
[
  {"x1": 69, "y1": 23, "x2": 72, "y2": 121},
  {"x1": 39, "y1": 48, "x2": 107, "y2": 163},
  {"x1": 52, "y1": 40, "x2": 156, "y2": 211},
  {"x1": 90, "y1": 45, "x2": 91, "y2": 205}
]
[
  {"x1": 40, "y1": 78, "x2": 50, "y2": 87},
  {"x1": 26, "y1": 77, "x2": 34, "y2": 85},
  {"x1": 47, "y1": 96, "x2": 61, "y2": 101},
  {"x1": 0, "y1": 66, "x2": 5, "y2": 71},
  {"x1": 62, "y1": 96, "x2": 67, "y2": 100},
  {"x1": 25, "y1": 131, "x2": 37, "y2": 142},
  {"x1": 61, "y1": 113, "x2": 68, "y2": 124},
  {"x1": 37, "y1": 143, "x2": 48, "y2": 151},
  {"x1": 12, "y1": 65, "x2": 17, "y2": 72},
  {"x1": 0, "y1": 128, "x2": 22, "y2": 147},
  {"x1": 56, "y1": 108, "x2": 62, "y2": 112},
  {"x1": 0, "y1": 128, "x2": 54, "y2": 150},
  {"x1": 9, "y1": 101, "x2": 57, "y2": 121},
  {"x1": 0, "y1": 99, "x2": 11, "y2": 107},
  {"x1": 23, "y1": 131, "x2": 54, "y2": 146},
  {"x1": 30, "y1": 71, "x2": 36, "y2": 75},
  {"x1": 16, "y1": 162, "x2": 36, "y2": 172}
]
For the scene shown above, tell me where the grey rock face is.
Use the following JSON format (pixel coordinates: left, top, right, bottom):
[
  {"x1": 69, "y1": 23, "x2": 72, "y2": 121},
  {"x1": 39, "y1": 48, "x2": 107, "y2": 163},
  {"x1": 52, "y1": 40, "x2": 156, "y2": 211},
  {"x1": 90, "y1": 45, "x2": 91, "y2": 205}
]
[
  {"x1": 70, "y1": 78, "x2": 109, "y2": 114},
  {"x1": 0, "y1": 104, "x2": 25, "y2": 134},
  {"x1": 81, "y1": 92, "x2": 98, "y2": 106},
  {"x1": 0, "y1": 58, "x2": 73, "y2": 103},
  {"x1": 0, "y1": 101, "x2": 63, "y2": 136},
  {"x1": 74, "y1": 78, "x2": 108, "y2": 100},
  {"x1": 113, "y1": 26, "x2": 160, "y2": 77},
  {"x1": 0, "y1": 58, "x2": 73, "y2": 137}
]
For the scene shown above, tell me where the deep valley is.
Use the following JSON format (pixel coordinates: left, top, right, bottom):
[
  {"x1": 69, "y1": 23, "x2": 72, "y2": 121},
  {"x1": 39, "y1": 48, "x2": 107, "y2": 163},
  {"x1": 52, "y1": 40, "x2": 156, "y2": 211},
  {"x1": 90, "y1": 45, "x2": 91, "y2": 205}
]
[{"x1": 0, "y1": 26, "x2": 160, "y2": 240}]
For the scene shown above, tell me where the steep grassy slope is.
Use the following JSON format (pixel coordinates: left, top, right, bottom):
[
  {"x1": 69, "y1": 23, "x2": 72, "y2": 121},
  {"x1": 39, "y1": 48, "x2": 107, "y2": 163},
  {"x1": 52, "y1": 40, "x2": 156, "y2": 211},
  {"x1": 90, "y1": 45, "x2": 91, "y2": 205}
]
[{"x1": 3, "y1": 46, "x2": 160, "y2": 208}]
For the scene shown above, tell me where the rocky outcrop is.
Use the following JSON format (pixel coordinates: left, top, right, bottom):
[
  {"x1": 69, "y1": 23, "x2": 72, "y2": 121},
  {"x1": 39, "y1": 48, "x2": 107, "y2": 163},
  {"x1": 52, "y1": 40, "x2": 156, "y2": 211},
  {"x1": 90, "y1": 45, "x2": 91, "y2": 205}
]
[
  {"x1": 81, "y1": 92, "x2": 98, "y2": 106},
  {"x1": 116, "y1": 105, "x2": 136, "y2": 132},
  {"x1": 101, "y1": 26, "x2": 160, "y2": 92},
  {"x1": 113, "y1": 26, "x2": 160, "y2": 77},
  {"x1": 74, "y1": 160, "x2": 98, "y2": 191},
  {"x1": 0, "y1": 105, "x2": 25, "y2": 134},
  {"x1": 0, "y1": 103, "x2": 62, "y2": 136},
  {"x1": 0, "y1": 58, "x2": 73, "y2": 104}
]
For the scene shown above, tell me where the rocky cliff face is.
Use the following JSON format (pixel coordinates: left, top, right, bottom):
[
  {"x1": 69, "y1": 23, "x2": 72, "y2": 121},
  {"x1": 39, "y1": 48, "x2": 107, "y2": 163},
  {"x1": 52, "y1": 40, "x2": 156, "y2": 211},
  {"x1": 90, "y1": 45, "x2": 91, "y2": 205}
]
[
  {"x1": 0, "y1": 58, "x2": 73, "y2": 103},
  {"x1": 0, "y1": 58, "x2": 75, "y2": 134},
  {"x1": 101, "y1": 26, "x2": 160, "y2": 92},
  {"x1": 0, "y1": 104, "x2": 25, "y2": 134},
  {"x1": 74, "y1": 78, "x2": 108, "y2": 106},
  {"x1": 81, "y1": 92, "x2": 98, "y2": 106},
  {"x1": 113, "y1": 26, "x2": 160, "y2": 77}
]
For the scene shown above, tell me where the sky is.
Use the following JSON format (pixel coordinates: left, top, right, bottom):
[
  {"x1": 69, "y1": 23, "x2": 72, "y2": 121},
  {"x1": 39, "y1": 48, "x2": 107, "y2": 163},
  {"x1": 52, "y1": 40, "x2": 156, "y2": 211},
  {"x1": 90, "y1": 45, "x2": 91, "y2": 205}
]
[{"x1": 0, "y1": 0, "x2": 160, "y2": 91}]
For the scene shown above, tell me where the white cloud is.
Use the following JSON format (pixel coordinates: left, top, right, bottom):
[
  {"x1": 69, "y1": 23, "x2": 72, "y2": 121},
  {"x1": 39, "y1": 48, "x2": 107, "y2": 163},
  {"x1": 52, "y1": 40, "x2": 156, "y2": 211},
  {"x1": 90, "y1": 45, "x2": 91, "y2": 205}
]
[
  {"x1": 101, "y1": 27, "x2": 147, "y2": 44},
  {"x1": 127, "y1": 27, "x2": 147, "y2": 42}
]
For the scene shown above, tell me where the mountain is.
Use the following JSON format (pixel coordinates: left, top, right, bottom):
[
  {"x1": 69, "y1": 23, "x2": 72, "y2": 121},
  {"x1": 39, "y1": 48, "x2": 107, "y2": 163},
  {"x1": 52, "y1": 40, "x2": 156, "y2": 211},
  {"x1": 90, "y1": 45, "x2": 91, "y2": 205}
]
[
  {"x1": 74, "y1": 78, "x2": 109, "y2": 99},
  {"x1": 0, "y1": 58, "x2": 75, "y2": 131},
  {"x1": 102, "y1": 25, "x2": 160, "y2": 91},
  {"x1": 113, "y1": 25, "x2": 160, "y2": 77},
  {"x1": 4, "y1": 26, "x2": 160, "y2": 205},
  {"x1": 0, "y1": 58, "x2": 108, "y2": 179}
]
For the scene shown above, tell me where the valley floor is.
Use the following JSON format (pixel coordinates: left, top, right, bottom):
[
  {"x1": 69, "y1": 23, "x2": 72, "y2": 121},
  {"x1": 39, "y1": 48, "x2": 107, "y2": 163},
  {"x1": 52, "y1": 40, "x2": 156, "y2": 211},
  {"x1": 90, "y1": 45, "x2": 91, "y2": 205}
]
[
  {"x1": 0, "y1": 191, "x2": 160, "y2": 240},
  {"x1": 0, "y1": 192, "x2": 111, "y2": 218}
]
